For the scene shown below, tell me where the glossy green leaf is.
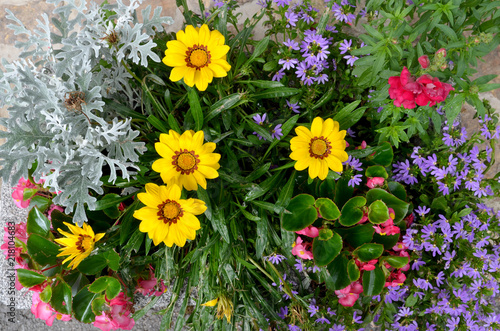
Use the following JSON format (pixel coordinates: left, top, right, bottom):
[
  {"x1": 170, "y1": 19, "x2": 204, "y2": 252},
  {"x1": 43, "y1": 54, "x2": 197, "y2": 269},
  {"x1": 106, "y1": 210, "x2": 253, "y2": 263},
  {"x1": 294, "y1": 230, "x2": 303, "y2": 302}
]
[
  {"x1": 147, "y1": 115, "x2": 169, "y2": 133},
  {"x1": 211, "y1": 208, "x2": 231, "y2": 243},
  {"x1": 188, "y1": 88, "x2": 203, "y2": 131},
  {"x1": 431, "y1": 196, "x2": 448, "y2": 211},
  {"x1": 28, "y1": 196, "x2": 51, "y2": 213},
  {"x1": 362, "y1": 265, "x2": 385, "y2": 296},
  {"x1": 368, "y1": 200, "x2": 389, "y2": 224},
  {"x1": 40, "y1": 284, "x2": 52, "y2": 303},
  {"x1": 318, "y1": 228, "x2": 333, "y2": 241},
  {"x1": 205, "y1": 93, "x2": 242, "y2": 123},
  {"x1": 347, "y1": 259, "x2": 360, "y2": 282},
  {"x1": 63, "y1": 272, "x2": 89, "y2": 297},
  {"x1": 91, "y1": 297, "x2": 107, "y2": 317},
  {"x1": 88, "y1": 276, "x2": 121, "y2": 300},
  {"x1": 327, "y1": 253, "x2": 351, "y2": 291},
  {"x1": 353, "y1": 243, "x2": 384, "y2": 262},
  {"x1": 94, "y1": 193, "x2": 130, "y2": 211},
  {"x1": 388, "y1": 181, "x2": 407, "y2": 201},
  {"x1": 367, "y1": 142, "x2": 393, "y2": 166},
  {"x1": 339, "y1": 196, "x2": 366, "y2": 227},
  {"x1": 335, "y1": 224, "x2": 374, "y2": 248},
  {"x1": 373, "y1": 232, "x2": 400, "y2": 250},
  {"x1": 365, "y1": 165, "x2": 388, "y2": 179},
  {"x1": 366, "y1": 188, "x2": 409, "y2": 223},
  {"x1": 17, "y1": 269, "x2": 47, "y2": 288},
  {"x1": 282, "y1": 194, "x2": 317, "y2": 231},
  {"x1": 315, "y1": 198, "x2": 340, "y2": 220},
  {"x1": 313, "y1": 232, "x2": 343, "y2": 267},
  {"x1": 51, "y1": 280, "x2": 72, "y2": 315},
  {"x1": 252, "y1": 87, "x2": 300, "y2": 99},
  {"x1": 27, "y1": 207, "x2": 51, "y2": 237},
  {"x1": 384, "y1": 256, "x2": 409, "y2": 269},
  {"x1": 27, "y1": 234, "x2": 60, "y2": 266},
  {"x1": 77, "y1": 250, "x2": 119, "y2": 275},
  {"x1": 73, "y1": 286, "x2": 99, "y2": 323}
]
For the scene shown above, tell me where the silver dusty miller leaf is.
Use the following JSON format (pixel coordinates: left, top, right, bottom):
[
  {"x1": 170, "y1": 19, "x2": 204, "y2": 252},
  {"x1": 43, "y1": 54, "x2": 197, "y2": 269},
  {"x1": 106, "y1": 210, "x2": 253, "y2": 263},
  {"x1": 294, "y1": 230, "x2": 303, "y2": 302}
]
[{"x1": 0, "y1": 0, "x2": 172, "y2": 225}]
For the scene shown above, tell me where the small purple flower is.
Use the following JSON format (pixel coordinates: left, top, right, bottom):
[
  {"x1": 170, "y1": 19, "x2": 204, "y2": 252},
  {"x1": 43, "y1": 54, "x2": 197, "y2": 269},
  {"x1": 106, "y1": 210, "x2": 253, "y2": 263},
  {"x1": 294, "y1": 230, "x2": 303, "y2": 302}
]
[
  {"x1": 316, "y1": 316, "x2": 331, "y2": 324},
  {"x1": 344, "y1": 55, "x2": 359, "y2": 66},
  {"x1": 346, "y1": 128, "x2": 356, "y2": 137},
  {"x1": 348, "y1": 174, "x2": 363, "y2": 187},
  {"x1": 285, "y1": 10, "x2": 299, "y2": 27},
  {"x1": 277, "y1": 306, "x2": 288, "y2": 319},
  {"x1": 272, "y1": 69, "x2": 285, "y2": 82},
  {"x1": 271, "y1": 124, "x2": 283, "y2": 140},
  {"x1": 279, "y1": 58, "x2": 299, "y2": 70},
  {"x1": 339, "y1": 39, "x2": 352, "y2": 54},
  {"x1": 266, "y1": 253, "x2": 286, "y2": 264},
  {"x1": 308, "y1": 304, "x2": 319, "y2": 317},
  {"x1": 284, "y1": 39, "x2": 300, "y2": 51},
  {"x1": 286, "y1": 100, "x2": 300, "y2": 114},
  {"x1": 412, "y1": 259, "x2": 426, "y2": 271},
  {"x1": 273, "y1": 0, "x2": 291, "y2": 7},
  {"x1": 415, "y1": 205, "x2": 430, "y2": 217},
  {"x1": 353, "y1": 311, "x2": 363, "y2": 324},
  {"x1": 345, "y1": 155, "x2": 363, "y2": 171},
  {"x1": 294, "y1": 259, "x2": 304, "y2": 272}
]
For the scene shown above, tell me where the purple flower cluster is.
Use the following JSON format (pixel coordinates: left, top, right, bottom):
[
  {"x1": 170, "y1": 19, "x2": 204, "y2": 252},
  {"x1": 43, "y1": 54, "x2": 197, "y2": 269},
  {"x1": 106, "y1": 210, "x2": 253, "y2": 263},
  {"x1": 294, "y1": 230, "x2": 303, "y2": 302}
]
[
  {"x1": 252, "y1": 113, "x2": 284, "y2": 141},
  {"x1": 332, "y1": 0, "x2": 356, "y2": 24},
  {"x1": 393, "y1": 141, "x2": 495, "y2": 198}
]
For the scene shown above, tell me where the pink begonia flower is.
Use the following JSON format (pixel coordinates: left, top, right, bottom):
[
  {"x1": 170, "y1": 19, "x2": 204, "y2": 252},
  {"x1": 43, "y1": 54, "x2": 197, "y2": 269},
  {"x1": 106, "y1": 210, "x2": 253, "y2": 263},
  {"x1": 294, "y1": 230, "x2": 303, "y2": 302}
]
[
  {"x1": 11, "y1": 177, "x2": 37, "y2": 208},
  {"x1": 295, "y1": 225, "x2": 319, "y2": 238},
  {"x1": 418, "y1": 55, "x2": 430, "y2": 69},
  {"x1": 359, "y1": 141, "x2": 367, "y2": 149},
  {"x1": 93, "y1": 292, "x2": 135, "y2": 331},
  {"x1": 357, "y1": 210, "x2": 369, "y2": 224},
  {"x1": 356, "y1": 259, "x2": 378, "y2": 271},
  {"x1": 404, "y1": 213, "x2": 414, "y2": 227},
  {"x1": 385, "y1": 270, "x2": 406, "y2": 287},
  {"x1": 366, "y1": 177, "x2": 385, "y2": 189},
  {"x1": 31, "y1": 292, "x2": 71, "y2": 326},
  {"x1": 2, "y1": 222, "x2": 29, "y2": 265},
  {"x1": 291, "y1": 236, "x2": 314, "y2": 260},
  {"x1": 335, "y1": 281, "x2": 363, "y2": 307},
  {"x1": 392, "y1": 242, "x2": 407, "y2": 252},
  {"x1": 373, "y1": 208, "x2": 400, "y2": 236},
  {"x1": 47, "y1": 204, "x2": 64, "y2": 221},
  {"x1": 135, "y1": 269, "x2": 167, "y2": 297}
]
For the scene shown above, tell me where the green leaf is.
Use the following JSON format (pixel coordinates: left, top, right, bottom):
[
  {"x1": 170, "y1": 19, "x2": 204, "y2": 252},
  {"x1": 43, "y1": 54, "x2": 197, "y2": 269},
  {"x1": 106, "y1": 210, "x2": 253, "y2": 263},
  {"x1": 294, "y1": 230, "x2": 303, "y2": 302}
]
[
  {"x1": 244, "y1": 36, "x2": 269, "y2": 66},
  {"x1": 252, "y1": 87, "x2": 300, "y2": 99},
  {"x1": 168, "y1": 114, "x2": 181, "y2": 133},
  {"x1": 387, "y1": 181, "x2": 407, "y2": 201},
  {"x1": 211, "y1": 208, "x2": 231, "y2": 243},
  {"x1": 362, "y1": 265, "x2": 385, "y2": 296},
  {"x1": 368, "y1": 200, "x2": 389, "y2": 224},
  {"x1": 17, "y1": 269, "x2": 47, "y2": 288},
  {"x1": 445, "y1": 94, "x2": 465, "y2": 127},
  {"x1": 366, "y1": 188, "x2": 409, "y2": 223},
  {"x1": 458, "y1": 208, "x2": 472, "y2": 217},
  {"x1": 77, "y1": 250, "x2": 120, "y2": 275},
  {"x1": 23, "y1": 188, "x2": 38, "y2": 201},
  {"x1": 40, "y1": 284, "x2": 52, "y2": 303},
  {"x1": 339, "y1": 196, "x2": 366, "y2": 227},
  {"x1": 431, "y1": 196, "x2": 448, "y2": 211},
  {"x1": 88, "y1": 276, "x2": 121, "y2": 300},
  {"x1": 384, "y1": 256, "x2": 409, "y2": 269},
  {"x1": 73, "y1": 286, "x2": 99, "y2": 323},
  {"x1": 205, "y1": 93, "x2": 242, "y2": 123},
  {"x1": 282, "y1": 194, "x2": 317, "y2": 231},
  {"x1": 27, "y1": 234, "x2": 60, "y2": 266},
  {"x1": 27, "y1": 207, "x2": 51, "y2": 238},
  {"x1": 315, "y1": 198, "x2": 340, "y2": 220},
  {"x1": 63, "y1": 272, "x2": 89, "y2": 297},
  {"x1": 406, "y1": 294, "x2": 419, "y2": 307},
  {"x1": 327, "y1": 253, "x2": 351, "y2": 291},
  {"x1": 367, "y1": 142, "x2": 393, "y2": 166},
  {"x1": 28, "y1": 196, "x2": 51, "y2": 213},
  {"x1": 335, "y1": 224, "x2": 374, "y2": 248},
  {"x1": 51, "y1": 280, "x2": 72, "y2": 315},
  {"x1": 313, "y1": 232, "x2": 343, "y2": 267},
  {"x1": 94, "y1": 193, "x2": 130, "y2": 211},
  {"x1": 188, "y1": 88, "x2": 204, "y2": 131},
  {"x1": 275, "y1": 170, "x2": 297, "y2": 209},
  {"x1": 347, "y1": 259, "x2": 360, "y2": 282},
  {"x1": 365, "y1": 165, "x2": 388, "y2": 179},
  {"x1": 373, "y1": 232, "x2": 400, "y2": 250},
  {"x1": 147, "y1": 115, "x2": 169, "y2": 133},
  {"x1": 353, "y1": 243, "x2": 384, "y2": 262},
  {"x1": 91, "y1": 297, "x2": 107, "y2": 317},
  {"x1": 104, "y1": 98, "x2": 147, "y2": 121},
  {"x1": 242, "y1": 80, "x2": 284, "y2": 88}
]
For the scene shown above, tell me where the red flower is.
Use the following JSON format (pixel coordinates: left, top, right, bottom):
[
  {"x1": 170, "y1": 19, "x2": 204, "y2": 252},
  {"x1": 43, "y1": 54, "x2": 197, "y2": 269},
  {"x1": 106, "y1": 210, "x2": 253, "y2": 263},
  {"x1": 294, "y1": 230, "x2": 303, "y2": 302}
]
[
  {"x1": 415, "y1": 74, "x2": 454, "y2": 107},
  {"x1": 388, "y1": 67, "x2": 419, "y2": 109},
  {"x1": 418, "y1": 55, "x2": 430, "y2": 69}
]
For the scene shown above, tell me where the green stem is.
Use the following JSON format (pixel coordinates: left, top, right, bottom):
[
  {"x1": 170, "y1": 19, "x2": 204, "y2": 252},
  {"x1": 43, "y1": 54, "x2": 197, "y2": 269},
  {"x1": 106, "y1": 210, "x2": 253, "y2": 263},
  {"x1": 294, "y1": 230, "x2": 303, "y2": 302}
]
[
  {"x1": 247, "y1": 256, "x2": 274, "y2": 281},
  {"x1": 121, "y1": 59, "x2": 142, "y2": 84}
]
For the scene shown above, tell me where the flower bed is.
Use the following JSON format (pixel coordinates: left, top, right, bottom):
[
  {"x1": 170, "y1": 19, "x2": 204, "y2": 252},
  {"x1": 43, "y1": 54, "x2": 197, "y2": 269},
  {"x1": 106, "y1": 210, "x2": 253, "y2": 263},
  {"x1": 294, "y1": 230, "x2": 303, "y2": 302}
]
[{"x1": 1, "y1": 0, "x2": 499, "y2": 330}]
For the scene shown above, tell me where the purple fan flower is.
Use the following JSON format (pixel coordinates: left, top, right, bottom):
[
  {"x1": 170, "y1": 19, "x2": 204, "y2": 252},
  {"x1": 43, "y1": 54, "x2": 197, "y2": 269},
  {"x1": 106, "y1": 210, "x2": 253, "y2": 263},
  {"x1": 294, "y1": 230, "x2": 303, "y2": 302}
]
[
  {"x1": 346, "y1": 128, "x2": 356, "y2": 137},
  {"x1": 273, "y1": 0, "x2": 291, "y2": 7},
  {"x1": 344, "y1": 55, "x2": 359, "y2": 66},
  {"x1": 271, "y1": 124, "x2": 283, "y2": 140},
  {"x1": 294, "y1": 259, "x2": 304, "y2": 272},
  {"x1": 279, "y1": 58, "x2": 299, "y2": 70},
  {"x1": 308, "y1": 303, "x2": 319, "y2": 317},
  {"x1": 348, "y1": 174, "x2": 363, "y2": 187},
  {"x1": 412, "y1": 259, "x2": 426, "y2": 271},
  {"x1": 266, "y1": 253, "x2": 286, "y2": 264},
  {"x1": 316, "y1": 316, "x2": 331, "y2": 324},
  {"x1": 272, "y1": 69, "x2": 285, "y2": 82},
  {"x1": 415, "y1": 205, "x2": 430, "y2": 217},
  {"x1": 285, "y1": 11, "x2": 299, "y2": 27},
  {"x1": 339, "y1": 39, "x2": 352, "y2": 54},
  {"x1": 353, "y1": 311, "x2": 363, "y2": 324},
  {"x1": 284, "y1": 39, "x2": 300, "y2": 51},
  {"x1": 345, "y1": 155, "x2": 363, "y2": 171},
  {"x1": 278, "y1": 306, "x2": 288, "y2": 319}
]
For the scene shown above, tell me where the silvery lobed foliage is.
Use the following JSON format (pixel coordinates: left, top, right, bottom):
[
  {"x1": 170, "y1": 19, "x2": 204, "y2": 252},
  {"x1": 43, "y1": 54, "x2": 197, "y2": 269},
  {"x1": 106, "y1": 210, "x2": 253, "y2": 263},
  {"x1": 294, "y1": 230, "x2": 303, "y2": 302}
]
[{"x1": 0, "y1": 0, "x2": 173, "y2": 225}]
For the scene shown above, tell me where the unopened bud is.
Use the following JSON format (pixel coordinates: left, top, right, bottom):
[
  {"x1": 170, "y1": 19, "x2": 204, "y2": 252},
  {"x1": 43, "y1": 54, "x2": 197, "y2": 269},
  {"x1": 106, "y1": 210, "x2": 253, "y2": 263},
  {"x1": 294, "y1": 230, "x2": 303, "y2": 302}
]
[
  {"x1": 418, "y1": 55, "x2": 430, "y2": 69},
  {"x1": 435, "y1": 48, "x2": 447, "y2": 58}
]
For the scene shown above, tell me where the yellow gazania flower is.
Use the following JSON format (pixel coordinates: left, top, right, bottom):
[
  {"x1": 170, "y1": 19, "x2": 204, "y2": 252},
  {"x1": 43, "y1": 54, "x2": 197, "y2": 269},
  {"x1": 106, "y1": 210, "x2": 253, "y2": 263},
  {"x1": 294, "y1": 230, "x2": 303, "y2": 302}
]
[
  {"x1": 152, "y1": 130, "x2": 221, "y2": 191},
  {"x1": 202, "y1": 295, "x2": 233, "y2": 323},
  {"x1": 289, "y1": 117, "x2": 348, "y2": 180},
  {"x1": 201, "y1": 298, "x2": 218, "y2": 307},
  {"x1": 163, "y1": 24, "x2": 231, "y2": 91},
  {"x1": 133, "y1": 183, "x2": 207, "y2": 247},
  {"x1": 54, "y1": 222, "x2": 105, "y2": 270}
]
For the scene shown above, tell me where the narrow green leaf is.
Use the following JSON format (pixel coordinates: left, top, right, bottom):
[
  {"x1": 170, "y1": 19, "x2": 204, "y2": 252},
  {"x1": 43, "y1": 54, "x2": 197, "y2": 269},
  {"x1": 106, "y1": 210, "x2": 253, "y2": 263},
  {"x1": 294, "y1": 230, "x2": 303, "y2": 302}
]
[
  {"x1": 147, "y1": 115, "x2": 169, "y2": 133},
  {"x1": 188, "y1": 88, "x2": 203, "y2": 131},
  {"x1": 252, "y1": 87, "x2": 300, "y2": 99}
]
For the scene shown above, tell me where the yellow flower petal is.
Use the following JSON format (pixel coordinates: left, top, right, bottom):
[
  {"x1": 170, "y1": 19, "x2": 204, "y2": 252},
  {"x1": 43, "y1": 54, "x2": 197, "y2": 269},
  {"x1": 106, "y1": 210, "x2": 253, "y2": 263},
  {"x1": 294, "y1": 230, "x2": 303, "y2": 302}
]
[
  {"x1": 311, "y1": 117, "x2": 324, "y2": 137},
  {"x1": 202, "y1": 298, "x2": 218, "y2": 307}
]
